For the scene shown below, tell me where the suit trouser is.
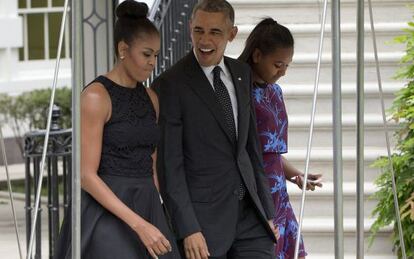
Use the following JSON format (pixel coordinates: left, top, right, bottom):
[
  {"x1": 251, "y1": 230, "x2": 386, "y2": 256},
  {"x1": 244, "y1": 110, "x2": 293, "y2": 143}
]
[{"x1": 210, "y1": 195, "x2": 275, "y2": 259}]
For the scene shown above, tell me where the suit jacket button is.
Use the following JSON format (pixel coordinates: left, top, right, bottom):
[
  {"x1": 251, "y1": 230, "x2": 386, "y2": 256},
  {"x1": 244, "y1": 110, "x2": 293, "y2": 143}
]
[{"x1": 233, "y1": 190, "x2": 238, "y2": 195}]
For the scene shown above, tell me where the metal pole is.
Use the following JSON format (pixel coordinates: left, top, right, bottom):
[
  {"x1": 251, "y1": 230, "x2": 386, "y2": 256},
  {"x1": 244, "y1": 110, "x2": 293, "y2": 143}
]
[
  {"x1": 26, "y1": 0, "x2": 70, "y2": 257},
  {"x1": 71, "y1": 0, "x2": 84, "y2": 258},
  {"x1": 106, "y1": 0, "x2": 114, "y2": 72},
  {"x1": 356, "y1": 0, "x2": 365, "y2": 258},
  {"x1": 367, "y1": 0, "x2": 407, "y2": 257},
  {"x1": 332, "y1": 0, "x2": 344, "y2": 258},
  {"x1": 293, "y1": 0, "x2": 328, "y2": 257}
]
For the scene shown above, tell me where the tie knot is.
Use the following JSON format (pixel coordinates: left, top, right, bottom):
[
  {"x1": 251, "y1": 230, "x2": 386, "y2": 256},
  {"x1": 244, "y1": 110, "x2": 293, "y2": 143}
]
[{"x1": 213, "y1": 66, "x2": 221, "y2": 78}]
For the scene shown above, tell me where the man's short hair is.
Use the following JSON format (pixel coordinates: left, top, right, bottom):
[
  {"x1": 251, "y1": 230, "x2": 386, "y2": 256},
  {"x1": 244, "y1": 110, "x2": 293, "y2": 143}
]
[{"x1": 192, "y1": 0, "x2": 235, "y2": 25}]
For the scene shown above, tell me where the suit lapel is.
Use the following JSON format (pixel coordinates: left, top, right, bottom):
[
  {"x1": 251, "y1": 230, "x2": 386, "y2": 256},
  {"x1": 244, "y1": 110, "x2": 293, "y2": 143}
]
[
  {"x1": 224, "y1": 57, "x2": 250, "y2": 154},
  {"x1": 184, "y1": 52, "x2": 235, "y2": 145}
]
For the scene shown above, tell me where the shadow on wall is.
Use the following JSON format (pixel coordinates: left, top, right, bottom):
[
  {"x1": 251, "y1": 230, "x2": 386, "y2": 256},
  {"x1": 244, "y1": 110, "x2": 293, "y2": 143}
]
[{"x1": 0, "y1": 137, "x2": 23, "y2": 165}]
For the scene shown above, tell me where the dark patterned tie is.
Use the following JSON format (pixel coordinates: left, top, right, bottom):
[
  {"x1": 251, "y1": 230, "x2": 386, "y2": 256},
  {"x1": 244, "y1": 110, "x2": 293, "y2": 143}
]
[
  {"x1": 213, "y1": 66, "x2": 245, "y2": 200},
  {"x1": 212, "y1": 66, "x2": 237, "y2": 142}
]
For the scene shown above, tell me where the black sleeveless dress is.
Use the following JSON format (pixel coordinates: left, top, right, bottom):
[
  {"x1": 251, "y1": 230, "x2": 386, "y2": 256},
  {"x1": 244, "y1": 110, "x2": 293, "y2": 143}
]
[{"x1": 54, "y1": 76, "x2": 180, "y2": 259}]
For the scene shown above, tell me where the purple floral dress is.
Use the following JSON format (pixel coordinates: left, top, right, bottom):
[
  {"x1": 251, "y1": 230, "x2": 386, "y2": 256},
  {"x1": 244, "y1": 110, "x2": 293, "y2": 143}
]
[{"x1": 252, "y1": 83, "x2": 307, "y2": 258}]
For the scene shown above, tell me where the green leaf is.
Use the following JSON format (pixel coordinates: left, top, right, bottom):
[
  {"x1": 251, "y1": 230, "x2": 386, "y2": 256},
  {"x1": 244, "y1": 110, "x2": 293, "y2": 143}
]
[{"x1": 371, "y1": 10, "x2": 414, "y2": 258}]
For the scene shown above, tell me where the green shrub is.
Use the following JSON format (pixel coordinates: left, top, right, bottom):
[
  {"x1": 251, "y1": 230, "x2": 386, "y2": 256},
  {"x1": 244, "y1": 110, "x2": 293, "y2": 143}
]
[
  {"x1": 370, "y1": 14, "x2": 414, "y2": 258},
  {"x1": 0, "y1": 87, "x2": 72, "y2": 154}
]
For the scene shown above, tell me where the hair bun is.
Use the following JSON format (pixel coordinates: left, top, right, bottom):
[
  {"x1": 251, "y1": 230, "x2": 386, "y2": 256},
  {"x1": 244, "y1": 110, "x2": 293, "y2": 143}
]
[
  {"x1": 116, "y1": 0, "x2": 149, "y2": 20},
  {"x1": 260, "y1": 17, "x2": 278, "y2": 26}
]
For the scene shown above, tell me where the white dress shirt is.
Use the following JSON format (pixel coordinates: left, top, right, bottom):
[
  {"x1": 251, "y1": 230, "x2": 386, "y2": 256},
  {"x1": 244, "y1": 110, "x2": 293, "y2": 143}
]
[{"x1": 194, "y1": 52, "x2": 239, "y2": 136}]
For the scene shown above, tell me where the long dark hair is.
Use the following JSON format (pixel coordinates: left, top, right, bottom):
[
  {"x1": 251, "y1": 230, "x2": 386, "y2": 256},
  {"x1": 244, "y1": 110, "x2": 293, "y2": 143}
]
[
  {"x1": 238, "y1": 18, "x2": 294, "y2": 65},
  {"x1": 113, "y1": 0, "x2": 159, "y2": 58}
]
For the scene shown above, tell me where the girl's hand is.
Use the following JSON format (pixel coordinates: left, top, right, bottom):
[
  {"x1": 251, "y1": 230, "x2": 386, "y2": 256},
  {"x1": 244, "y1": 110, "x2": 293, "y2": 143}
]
[
  {"x1": 132, "y1": 221, "x2": 172, "y2": 258},
  {"x1": 267, "y1": 220, "x2": 280, "y2": 240},
  {"x1": 295, "y1": 173, "x2": 323, "y2": 191}
]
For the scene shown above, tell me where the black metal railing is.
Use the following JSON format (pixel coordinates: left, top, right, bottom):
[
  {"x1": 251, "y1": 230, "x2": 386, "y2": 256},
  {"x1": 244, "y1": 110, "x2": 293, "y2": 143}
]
[
  {"x1": 149, "y1": 0, "x2": 198, "y2": 82},
  {"x1": 24, "y1": 106, "x2": 72, "y2": 259}
]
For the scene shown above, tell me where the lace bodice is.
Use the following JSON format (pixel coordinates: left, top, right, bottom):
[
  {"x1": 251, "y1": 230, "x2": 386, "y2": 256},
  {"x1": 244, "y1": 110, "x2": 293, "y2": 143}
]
[{"x1": 87, "y1": 76, "x2": 159, "y2": 178}]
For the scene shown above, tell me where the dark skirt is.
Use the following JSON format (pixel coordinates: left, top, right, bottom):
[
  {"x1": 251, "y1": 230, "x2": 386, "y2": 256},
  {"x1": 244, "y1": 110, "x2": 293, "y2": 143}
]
[{"x1": 54, "y1": 174, "x2": 181, "y2": 259}]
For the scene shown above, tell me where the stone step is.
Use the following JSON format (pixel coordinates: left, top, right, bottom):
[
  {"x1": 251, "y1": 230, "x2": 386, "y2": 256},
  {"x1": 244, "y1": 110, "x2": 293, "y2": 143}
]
[
  {"x1": 287, "y1": 181, "x2": 379, "y2": 218},
  {"x1": 227, "y1": 23, "x2": 408, "y2": 56},
  {"x1": 287, "y1": 113, "x2": 397, "y2": 129},
  {"x1": 286, "y1": 160, "x2": 383, "y2": 183},
  {"x1": 288, "y1": 126, "x2": 397, "y2": 150},
  {"x1": 300, "y1": 218, "x2": 394, "y2": 255},
  {"x1": 306, "y1": 255, "x2": 396, "y2": 259},
  {"x1": 279, "y1": 145, "x2": 393, "y2": 181},
  {"x1": 281, "y1": 81, "x2": 401, "y2": 97},
  {"x1": 281, "y1": 52, "x2": 402, "y2": 84},
  {"x1": 285, "y1": 113, "x2": 398, "y2": 149},
  {"x1": 277, "y1": 81, "x2": 402, "y2": 116},
  {"x1": 284, "y1": 92, "x2": 394, "y2": 115},
  {"x1": 228, "y1": 52, "x2": 403, "y2": 84},
  {"x1": 229, "y1": 0, "x2": 412, "y2": 25},
  {"x1": 284, "y1": 146, "x2": 390, "y2": 162}
]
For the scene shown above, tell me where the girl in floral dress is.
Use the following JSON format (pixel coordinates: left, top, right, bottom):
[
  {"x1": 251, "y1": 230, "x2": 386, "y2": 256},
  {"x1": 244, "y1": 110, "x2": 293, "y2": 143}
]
[{"x1": 239, "y1": 18, "x2": 322, "y2": 259}]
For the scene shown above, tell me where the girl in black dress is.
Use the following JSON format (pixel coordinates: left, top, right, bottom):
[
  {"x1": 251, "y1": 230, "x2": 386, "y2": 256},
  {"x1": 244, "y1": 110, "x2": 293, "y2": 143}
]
[{"x1": 55, "y1": 1, "x2": 180, "y2": 258}]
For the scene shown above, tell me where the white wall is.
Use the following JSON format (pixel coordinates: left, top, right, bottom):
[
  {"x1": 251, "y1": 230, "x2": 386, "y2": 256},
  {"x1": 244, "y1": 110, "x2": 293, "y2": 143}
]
[{"x1": 0, "y1": 0, "x2": 22, "y2": 92}]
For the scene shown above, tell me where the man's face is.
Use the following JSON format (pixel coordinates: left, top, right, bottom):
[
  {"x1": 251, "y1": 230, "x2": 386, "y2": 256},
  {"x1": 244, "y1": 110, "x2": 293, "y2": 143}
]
[{"x1": 190, "y1": 10, "x2": 237, "y2": 67}]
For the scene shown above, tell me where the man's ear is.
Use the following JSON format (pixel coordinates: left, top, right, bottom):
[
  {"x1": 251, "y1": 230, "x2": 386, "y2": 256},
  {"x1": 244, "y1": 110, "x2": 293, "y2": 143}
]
[{"x1": 229, "y1": 26, "x2": 238, "y2": 42}]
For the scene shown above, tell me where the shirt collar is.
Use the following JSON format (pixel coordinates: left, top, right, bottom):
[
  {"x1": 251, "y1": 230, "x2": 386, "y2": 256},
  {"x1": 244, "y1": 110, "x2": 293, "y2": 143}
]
[{"x1": 193, "y1": 49, "x2": 229, "y2": 78}]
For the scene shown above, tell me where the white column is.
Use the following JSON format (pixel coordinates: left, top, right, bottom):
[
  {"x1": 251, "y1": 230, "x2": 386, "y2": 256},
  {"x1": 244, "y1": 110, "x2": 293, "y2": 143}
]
[
  {"x1": 0, "y1": 0, "x2": 22, "y2": 91},
  {"x1": 82, "y1": 0, "x2": 114, "y2": 83}
]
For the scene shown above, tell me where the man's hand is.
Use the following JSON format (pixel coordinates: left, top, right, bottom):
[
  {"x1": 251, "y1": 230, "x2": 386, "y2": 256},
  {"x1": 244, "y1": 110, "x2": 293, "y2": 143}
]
[
  {"x1": 267, "y1": 220, "x2": 280, "y2": 240},
  {"x1": 183, "y1": 232, "x2": 210, "y2": 259}
]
